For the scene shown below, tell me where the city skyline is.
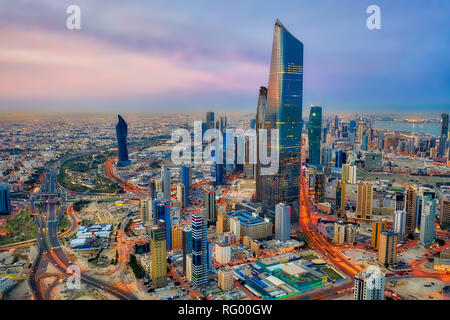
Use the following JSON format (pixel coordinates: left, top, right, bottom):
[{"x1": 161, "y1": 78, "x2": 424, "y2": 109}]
[{"x1": 0, "y1": 1, "x2": 449, "y2": 113}]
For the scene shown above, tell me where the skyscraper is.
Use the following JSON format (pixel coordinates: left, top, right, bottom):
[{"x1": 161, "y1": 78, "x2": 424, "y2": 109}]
[
  {"x1": 314, "y1": 173, "x2": 325, "y2": 204},
  {"x1": 334, "y1": 150, "x2": 347, "y2": 168},
  {"x1": 216, "y1": 208, "x2": 229, "y2": 235},
  {"x1": 275, "y1": 203, "x2": 291, "y2": 241},
  {"x1": 150, "y1": 220, "x2": 167, "y2": 288},
  {"x1": 419, "y1": 196, "x2": 436, "y2": 246},
  {"x1": 405, "y1": 187, "x2": 416, "y2": 236},
  {"x1": 176, "y1": 184, "x2": 185, "y2": 209},
  {"x1": 438, "y1": 113, "x2": 448, "y2": 157},
  {"x1": 342, "y1": 164, "x2": 357, "y2": 184},
  {"x1": 116, "y1": 115, "x2": 130, "y2": 167},
  {"x1": 0, "y1": 184, "x2": 12, "y2": 215},
  {"x1": 192, "y1": 213, "x2": 207, "y2": 287},
  {"x1": 140, "y1": 197, "x2": 153, "y2": 226},
  {"x1": 371, "y1": 221, "x2": 383, "y2": 250},
  {"x1": 308, "y1": 105, "x2": 322, "y2": 166},
  {"x1": 182, "y1": 227, "x2": 192, "y2": 274},
  {"x1": 161, "y1": 166, "x2": 171, "y2": 201},
  {"x1": 440, "y1": 197, "x2": 450, "y2": 227},
  {"x1": 378, "y1": 231, "x2": 398, "y2": 266},
  {"x1": 181, "y1": 165, "x2": 190, "y2": 207},
  {"x1": 261, "y1": 19, "x2": 303, "y2": 222},
  {"x1": 153, "y1": 199, "x2": 171, "y2": 250},
  {"x1": 255, "y1": 86, "x2": 268, "y2": 203},
  {"x1": 206, "y1": 112, "x2": 215, "y2": 130},
  {"x1": 393, "y1": 210, "x2": 407, "y2": 240},
  {"x1": 335, "y1": 180, "x2": 346, "y2": 218},
  {"x1": 354, "y1": 265, "x2": 385, "y2": 300},
  {"x1": 204, "y1": 188, "x2": 216, "y2": 224},
  {"x1": 356, "y1": 181, "x2": 374, "y2": 219}
]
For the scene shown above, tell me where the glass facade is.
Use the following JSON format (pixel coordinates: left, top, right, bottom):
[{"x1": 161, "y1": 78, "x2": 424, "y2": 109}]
[
  {"x1": 153, "y1": 199, "x2": 172, "y2": 250},
  {"x1": 192, "y1": 214, "x2": 207, "y2": 286},
  {"x1": 116, "y1": 115, "x2": 130, "y2": 167},
  {"x1": 181, "y1": 165, "x2": 190, "y2": 207},
  {"x1": 0, "y1": 184, "x2": 11, "y2": 215},
  {"x1": 308, "y1": 105, "x2": 322, "y2": 166},
  {"x1": 261, "y1": 20, "x2": 303, "y2": 221}
]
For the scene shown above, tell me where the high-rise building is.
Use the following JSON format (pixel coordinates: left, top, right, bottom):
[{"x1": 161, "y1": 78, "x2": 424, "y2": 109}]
[
  {"x1": 185, "y1": 253, "x2": 193, "y2": 283},
  {"x1": 150, "y1": 220, "x2": 167, "y2": 288},
  {"x1": 148, "y1": 179, "x2": 156, "y2": 200},
  {"x1": 371, "y1": 221, "x2": 383, "y2": 250},
  {"x1": 395, "y1": 192, "x2": 405, "y2": 211},
  {"x1": 192, "y1": 213, "x2": 207, "y2": 286},
  {"x1": 206, "y1": 112, "x2": 215, "y2": 130},
  {"x1": 354, "y1": 265, "x2": 385, "y2": 300},
  {"x1": 342, "y1": 164, "x2": 356, "y2": 184},
  {"x1": 153, "y1": 199, "x2": 171, "y2": 250},
  {"x1": 415, "y1": 196, "x2": 424, "y2": 229},
  {"x1": 229, "y1": 216, "x2": 241, "y2": 242},
  {"x1": 333, "y1": 221, "x2": 356, "y2": 245},
  {"x1": 181, "y1": 165, "x2": 190, "y2": 207},
  {"x1": 378, "y1": 231, "x2": 398, "y2": 266},
  {"x1": 140, "y1": 198, "x2": 153, "y2": 226},
  {"x1": 334, "y1": 150, "x2": 347, "y2": 168},
  {"x1": 275, "y1": 203, "x2": 291, "y2": 241},
  {"x1": 218, "y1": 266, "x2": 234, "y2": 291},
  {"x1": 361, "y1": 135, "x2": 368, "y2": 151},
  {"x1": 356, "y1": 181, "x2": 374, "y2": 219},
  {"x1": 440, "y1": 197, "x2": 450, "y2": 227},
  {"x1": 419, "y1": 197, "x2": 436, "y2": 246},
  {"x1": 176, "y1": 184, "x2": 185, "y2": 209},
  {"x1": 161, "y1": 166, "x2": 171, "y2": 201},
  {"x1": 393, "y1": 210, "x2": 407, "y2": 240},
  {"x1": 405, "y1": 187, "x2": 416, "y2": 236},
  {"x1": 255, "y1": 86, "x2": 268, "y2": 203},
  {"x1": 321, "y1": 147, "x2": 333, "y2": 167},
  {"x1": 314, "y1": 173, "x2": 325, "y2": 204},
  {"x1": 204, "y1": 188, "x2": 216, "y2": 224},
  {"x1": 215, "y1": 241, "x2": 231, "y2": 264},
  {"x1": 335, "y1": 180, "x2": 346, "y2": 218},
  {"x1": 216, "y1": 208, "x2": 229, "y2": 235},
  {"x1": 0, "y1": 184, "x2": 12, "y2": 215},
  {"x1": 438, "y1": 113, "x2": 449, "y2": 157},
  {"x1": 182, "y1": 227, "x2": 192, "y2": 274},
  {"x1": 308, "y1": 105, "x2": 322, "y2": 166},
  {"x1": 116, "y1": 115, "x2": 130, "y2": 167},
  {"x1": 171, "y1": 225, "x2": 183, "y2": 249},
  {"x1": 261, "y1": 20, "x2": 303, "y2": 222}
]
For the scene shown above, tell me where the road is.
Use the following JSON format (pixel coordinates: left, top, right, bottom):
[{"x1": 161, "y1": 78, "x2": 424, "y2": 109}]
[{"x1": 29, "y1": 169, "x2": 138, "y2": 300}]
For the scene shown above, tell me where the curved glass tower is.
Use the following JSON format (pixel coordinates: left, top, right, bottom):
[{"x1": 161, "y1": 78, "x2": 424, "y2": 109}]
[
  {"x1": 116, "y1": 114, "x2": 130, "y2": 167},
  {"x1": 262, "y1": 19, "x2": 303, "y2": 221}
]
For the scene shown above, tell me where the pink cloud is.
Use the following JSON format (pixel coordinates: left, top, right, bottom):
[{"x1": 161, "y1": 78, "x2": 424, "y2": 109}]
[{"x1": 0, "y1": 27, "x2": 267, "y2": 100}]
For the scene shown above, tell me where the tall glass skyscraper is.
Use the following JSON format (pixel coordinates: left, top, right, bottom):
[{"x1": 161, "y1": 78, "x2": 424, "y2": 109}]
[
  {"x1": 192, "y1": 213, "x2": 207, "y2": 287},
  {"x1": 261, "y1": 20, "x2": 303, "y2": 221},
  {"x1": 153, "y1": 199, "x2": 172, "y2": 250},
  {"x1": 438, "y1": 113, "x2": 448, "y2": 157},
  {"x1": 181, "y1": 165, "x2": 190, "y2": 207},
  {"x1": 308, "y1": 105, "x2": 322, "y2": 166},
  {"x1": 255, "y1": 86, "x2": 267, "y2": 202},
  {"x1": 116, "y1": 115, "x2": 130, "y2": 167},
  {"x1": 0, "y1": 184, "x2": 11, "y2": 215}
]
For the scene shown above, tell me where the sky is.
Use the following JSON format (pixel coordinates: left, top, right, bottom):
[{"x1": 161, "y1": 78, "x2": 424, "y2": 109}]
[{"x1": 0, "y1": 0, "x2": 449, "y2": 114}]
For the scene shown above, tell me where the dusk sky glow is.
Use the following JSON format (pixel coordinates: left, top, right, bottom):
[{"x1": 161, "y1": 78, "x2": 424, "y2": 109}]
[{"x1": 0, "y1": 0, "x2": 449, "y2": 113}]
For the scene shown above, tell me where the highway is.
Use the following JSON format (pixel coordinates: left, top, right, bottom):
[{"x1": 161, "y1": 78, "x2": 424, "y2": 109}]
[{"x1": 29, "y1": 169, "x2": 138, "y2": 300}]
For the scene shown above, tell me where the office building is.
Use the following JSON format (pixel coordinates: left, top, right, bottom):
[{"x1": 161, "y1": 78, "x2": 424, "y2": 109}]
[
  {"x1": 171, "y1": 225, "x2": 183, "y2": 250},
  {"x1": 261, "y1": 20, "x2": 303, "y2": 222},
  {"x1": 354, "y1": 265, "x2": 385, "y2": 300},
  {"x1": 181, "y1": 165, "x2": 190, "y2": 207},
  {"x1": 185, "y1": 253, "x2": 193, "y2": 283},
  {"x1": 335, "y1": 150, "x2": 347, "y2": 168},
  {"x1": 275, "y1": 203, "x2": 291, "y2": 241},
  {"x1": 0, "y1": 185, "x2": 12, "y2": 215},
  {"x1": 176, "y1": 184, "x2": 185, "y2": 209},
  {"x1": 218, "y1": 266, "x2": 234, "y2": 291},
  {"x1": 216, "y1": 209, "x2": 229, "y2": 235},
  {"x1": 206, "y1": 112, "x2": 215, "y2": 130},
  {"x1": 342, "y1": 164, "x2": 356, "y2": 184},
  {"x1": 314, "y1": 173, "x2": 325, "y2": 204},
  {"x1": 356, "y1": 181, "x2": 374, "y2": 219},
  {"x1": 204, "y1": 188, "x2": 216, "y2": 224},
  {"x1": 153, "y1": 199, "x2": 171, "y2": 250},
  {"x1": 440, "y1": 197, "x2": 449, "y2": 227},
  {"x1": 321, "y1": 147, "x2": 333, "y2": 167},
  {"x1": 308, "y1": 105, "x2": 322, "y2": 166},
  {"x1": 334, "y1": 221, "x2": 356, "y2": 245},
  {"x1": 228, "y1": 210, "x2": 272, "y2": 240},
  {"x1": 419, "y1": 197, "x2": 436, "y2": 246},
  {"x1": 393, "y1": 210, "x2": 407, "y2": 240},
  {"x1": 378, "y1": 231, "x2": 398, "y2": 266},
  {"x1": 182, "y1": 227, "x2": 192, "y2": 274},
  {"x1": 161, "y1": 166, "x2": 171, "y2": 201},
  {"x1": 255, "y1": 87, "x2": 268, "y2": 202},
  {"x1": 140, "y1": 198, "x2": 153, "y2": 227},
  {"x1": 229, "y1": 217, "x2": 241, "y2": 242},
  {"x1": 115, "y1": 115, "x2": 130, "y2": 167},
  {"x1": 438, "y1": 113, "x2": 448, "y2": 157},
  {"x1": 335, "y1": 180, "x2": 346, "y2": 218},
  {"x1": 150, "y1": 220, "x2": 167, "y2": 288},
  {"x1": 405, "y1": 187, "x2": 416, "y2": 236},
  {"x1": 192, "y1": 213, "x2": 207, "y2": 286},
  {"x1": 215, "y1": 241, "x2": 231, "y2": 264},
  {"x1": 371, "y1": 221, "x2": 383, "y2": 250}
]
